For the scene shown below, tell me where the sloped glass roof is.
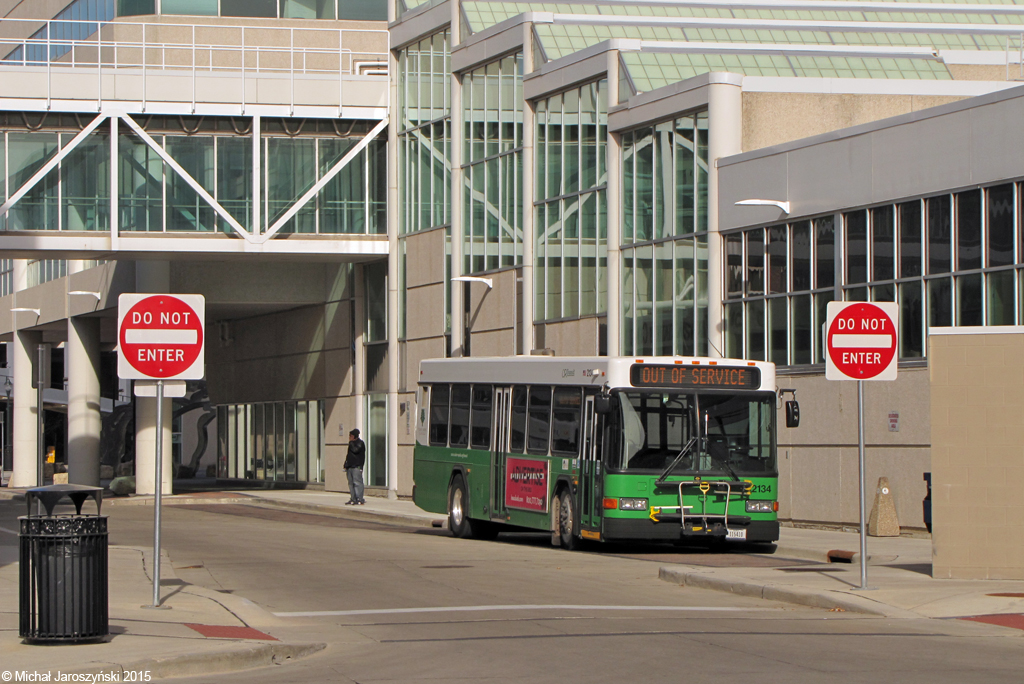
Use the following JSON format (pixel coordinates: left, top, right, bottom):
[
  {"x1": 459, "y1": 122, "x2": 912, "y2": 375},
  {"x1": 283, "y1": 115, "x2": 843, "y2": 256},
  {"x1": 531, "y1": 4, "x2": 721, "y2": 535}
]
[
  {"x1": 533, "y1": 22, "x2": 1014, "y2": 61},
  {"x1": 620, "y1": 50, "x2": 951, "y2": 96},
  {"x1": 462, "y1": 0, "x2": 1024, "y2": 35}
]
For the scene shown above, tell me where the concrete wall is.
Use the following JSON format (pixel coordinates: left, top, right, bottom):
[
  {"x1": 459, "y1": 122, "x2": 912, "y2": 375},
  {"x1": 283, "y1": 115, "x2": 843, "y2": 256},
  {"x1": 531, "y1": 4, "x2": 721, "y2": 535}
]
[
  {"x1": 466, "y1": 267, "x2": 518, "y2": 357},
  {"x1": 536, "y1": 317, "x2": 602, "y2": 357},
  {"x1": 776, "y1": 367, "x2": 931, "y2": 530},
  {"x1": 742, "y1": 92, "x2": 967, "y2": 153},
  {"x1": 720, "y1": 84, "x2": 1024, "y2": 231},
  {"x1": 197, "y1": 261, "x2": 359, "y2": 491},
  {"x1": 930, "y1": 329, "x2": 1024, "y2": 580}
]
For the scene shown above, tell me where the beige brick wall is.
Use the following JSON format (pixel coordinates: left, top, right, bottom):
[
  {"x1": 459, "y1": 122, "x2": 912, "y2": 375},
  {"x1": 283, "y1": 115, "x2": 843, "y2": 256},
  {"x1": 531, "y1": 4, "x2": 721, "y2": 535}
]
[
  {"x1": 742, "y1": 93, "x2": 968, "y2": 152},
  {"x1": 930, "y1": 329, "x2": 1024, "y2": 580}
]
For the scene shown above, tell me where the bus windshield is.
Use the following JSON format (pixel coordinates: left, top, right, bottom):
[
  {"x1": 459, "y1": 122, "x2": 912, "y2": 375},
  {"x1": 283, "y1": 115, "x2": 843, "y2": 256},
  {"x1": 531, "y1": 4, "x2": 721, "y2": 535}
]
[{"x1": 609, "y1": 391, "x2": 776, "y2": 477}]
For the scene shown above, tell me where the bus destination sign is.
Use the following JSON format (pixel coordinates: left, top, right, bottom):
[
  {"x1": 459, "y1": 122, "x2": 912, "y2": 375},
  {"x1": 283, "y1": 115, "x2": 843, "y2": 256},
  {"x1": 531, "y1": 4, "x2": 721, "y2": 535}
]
[{"x1": 630, "y1": 364, "x2": 761, "y2": 390}]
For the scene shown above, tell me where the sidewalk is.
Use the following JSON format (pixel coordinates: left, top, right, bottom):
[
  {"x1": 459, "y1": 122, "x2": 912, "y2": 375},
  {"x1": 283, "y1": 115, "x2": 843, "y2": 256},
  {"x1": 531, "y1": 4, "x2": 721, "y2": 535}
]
[
  {"x1": 214, "y1": 490, "x2": 1024, "y2": 622},
  {"x1": 9, "y1": 486, "x2": 1024, "y2": 625},
  {"x1": 0, "y1": 543, "x2": 324, "y2": 678},
  {"x1": 661, "y1": 526, "x2": 1024, "y2": 620}
]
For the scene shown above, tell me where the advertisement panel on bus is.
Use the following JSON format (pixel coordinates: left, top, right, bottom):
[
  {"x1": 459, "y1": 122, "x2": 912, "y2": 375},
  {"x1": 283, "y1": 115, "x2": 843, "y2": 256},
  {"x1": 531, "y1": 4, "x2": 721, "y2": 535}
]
[{"x1": 505, "y1": 457, "x2": 549, "y2": 512}]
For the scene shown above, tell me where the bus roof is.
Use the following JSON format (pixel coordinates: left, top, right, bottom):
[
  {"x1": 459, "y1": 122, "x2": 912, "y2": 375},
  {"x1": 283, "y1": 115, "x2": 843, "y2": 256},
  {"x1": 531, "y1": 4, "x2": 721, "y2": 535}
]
[{"x1": 418, "y1": 356, "x2": 776, "y2": 392}]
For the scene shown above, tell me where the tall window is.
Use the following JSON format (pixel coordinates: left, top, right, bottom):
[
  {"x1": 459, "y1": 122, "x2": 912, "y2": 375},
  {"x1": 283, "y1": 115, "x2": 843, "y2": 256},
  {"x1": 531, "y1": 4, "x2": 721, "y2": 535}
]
[
  {"x1": 397, "y1": 30, "x2": 451, "y2": 236},
  {"x1": 217, "y1": 400, "x2": 324, "y2": 483},
  {"x1": 621, "y1": 110, "x2": 709, "y2": 356},
  {"x1": 723, "y1": 217, "x2": 836, "y2": 364},
  {"x1": 535, "y1": 80, "x2": 608, "y2": 322},
  {"x1": 725, "y1": 182, "x2": 1024, "y2": 365},
  {"x1": 462, "y1": 54, "x2": 523, "y2": 274}
]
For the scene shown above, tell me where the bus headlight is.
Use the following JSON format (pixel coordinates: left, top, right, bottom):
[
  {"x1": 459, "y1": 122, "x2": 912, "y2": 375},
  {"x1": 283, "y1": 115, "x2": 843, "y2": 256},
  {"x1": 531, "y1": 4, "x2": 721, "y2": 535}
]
[
  {"x1": 746, "y1": 500, "x2": 775, "y2": 513},
  {"x1": 619, "y1": 498, "x2": 648, "y2": 511}
]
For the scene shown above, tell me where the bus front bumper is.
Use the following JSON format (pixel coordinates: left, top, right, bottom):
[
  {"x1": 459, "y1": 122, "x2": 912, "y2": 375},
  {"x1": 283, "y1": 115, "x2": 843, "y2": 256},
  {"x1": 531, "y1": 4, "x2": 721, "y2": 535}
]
[{"x1": 603, "y1": 517, "x2": 780, "y2": 543}]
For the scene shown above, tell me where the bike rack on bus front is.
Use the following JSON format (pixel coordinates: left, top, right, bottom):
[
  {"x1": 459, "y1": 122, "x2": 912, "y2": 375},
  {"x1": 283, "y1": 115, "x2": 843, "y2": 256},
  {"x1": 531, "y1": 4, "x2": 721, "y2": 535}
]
[{"x1": 650, "y1": 480, "x2": 752, "y2": 533}]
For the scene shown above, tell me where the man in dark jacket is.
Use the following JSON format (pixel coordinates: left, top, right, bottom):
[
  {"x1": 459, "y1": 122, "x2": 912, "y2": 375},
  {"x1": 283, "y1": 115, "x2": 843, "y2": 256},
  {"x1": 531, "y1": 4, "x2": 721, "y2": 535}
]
[{"x1": 344, "y1": 428, "x2": 366, "y2": 505}]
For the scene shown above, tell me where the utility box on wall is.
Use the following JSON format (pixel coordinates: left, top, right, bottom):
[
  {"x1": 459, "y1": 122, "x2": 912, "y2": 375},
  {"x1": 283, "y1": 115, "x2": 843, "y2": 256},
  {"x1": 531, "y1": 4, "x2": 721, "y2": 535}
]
[{"x1": 930, "y1": 327, "x2": 1024, "y2": 580}]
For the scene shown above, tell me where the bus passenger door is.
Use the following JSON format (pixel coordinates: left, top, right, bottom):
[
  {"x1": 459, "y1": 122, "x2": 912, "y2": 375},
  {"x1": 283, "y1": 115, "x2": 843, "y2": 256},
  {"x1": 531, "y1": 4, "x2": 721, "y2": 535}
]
[
  {"x1": 491, "y1": 387, "x2": 511, "y2": 520},
  {"x1": 579, "y1": 396, "x2": 602, "y2": 532}
]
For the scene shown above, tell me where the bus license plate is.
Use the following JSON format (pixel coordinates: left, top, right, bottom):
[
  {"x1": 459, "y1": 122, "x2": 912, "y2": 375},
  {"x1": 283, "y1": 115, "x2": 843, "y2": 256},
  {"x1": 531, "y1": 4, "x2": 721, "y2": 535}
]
[{"x1": 726, "y1": 528, "x2": 746, "y2": 540}]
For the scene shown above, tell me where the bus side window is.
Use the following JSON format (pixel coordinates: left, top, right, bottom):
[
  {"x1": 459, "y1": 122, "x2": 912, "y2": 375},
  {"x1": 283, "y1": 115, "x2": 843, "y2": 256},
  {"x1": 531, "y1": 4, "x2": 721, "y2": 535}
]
[
  {"x1": 527, "y1": 386, "x2": 552, "y2": 455},
  {"x1": 551, "y1": 387, "x2": 582, "y2": 455},
  {"x1": 470, "y1": 385, "x2": 493, "y2": 449},
  {"x1": 450, "y1": 384, "x2": 471, "y2": 448},
  {"x1": 429, "y1": 384, "x2": 450, "y2": 447},
  {"x1": 509, "y1": 385, "x2": 527, "y2": 453}
]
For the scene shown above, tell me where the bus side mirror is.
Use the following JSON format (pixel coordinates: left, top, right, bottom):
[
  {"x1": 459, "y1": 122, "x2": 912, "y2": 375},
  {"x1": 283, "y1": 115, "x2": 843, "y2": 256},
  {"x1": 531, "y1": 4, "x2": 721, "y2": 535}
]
[
  {"x1": 594, "y1": 395, "x2": 617, "y2": 415},
  {"x1": 785, "y1": 400, "x2": 800, "y2": 428}
]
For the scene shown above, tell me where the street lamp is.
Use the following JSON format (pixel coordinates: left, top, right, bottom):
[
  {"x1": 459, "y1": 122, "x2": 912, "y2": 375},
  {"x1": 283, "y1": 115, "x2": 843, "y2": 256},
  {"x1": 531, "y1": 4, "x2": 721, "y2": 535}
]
[
  {"x1": 451, "y1": 276, "x2": 494, "y2": 357},
  {"x1": 734, "y1": 199, "x2": 791, "y2": 214}
]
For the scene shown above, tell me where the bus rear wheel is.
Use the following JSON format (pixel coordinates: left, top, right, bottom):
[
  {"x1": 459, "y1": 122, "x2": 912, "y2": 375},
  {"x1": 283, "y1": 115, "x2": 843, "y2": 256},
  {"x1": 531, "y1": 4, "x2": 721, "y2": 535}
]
[
  {"x1": 449, "y1": 476, "x2": 499, "y2": 540},
  {"x1": 448, "y1": 476, "x2": 472, "y2": 538},
  {"x1": 558, "y1": 489, "x2": 581, "y2": 550}
]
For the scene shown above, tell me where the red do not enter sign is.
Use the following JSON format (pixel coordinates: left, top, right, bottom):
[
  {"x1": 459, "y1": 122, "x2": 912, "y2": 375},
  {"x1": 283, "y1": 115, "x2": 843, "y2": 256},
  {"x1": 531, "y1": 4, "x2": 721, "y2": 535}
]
[
  {"x1": 118, "y1": 294, "x2": 206, "y2": 380},
  {"x1": 825, "y1": 301, "x2": 898, "y2": 381}
]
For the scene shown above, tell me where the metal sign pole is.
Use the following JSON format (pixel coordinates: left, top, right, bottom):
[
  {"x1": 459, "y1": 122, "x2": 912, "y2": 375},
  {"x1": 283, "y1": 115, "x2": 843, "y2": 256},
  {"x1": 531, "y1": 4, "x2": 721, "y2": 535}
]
[
  {"x1": 858, "y1": 379, "x2": 868, "y2": 590},
  {"x1": 150, "y1": 379, "x2": 164, "y2": 608},
  {"x1": 36, "y1": 344, "x2": 45, "y2": 489}
]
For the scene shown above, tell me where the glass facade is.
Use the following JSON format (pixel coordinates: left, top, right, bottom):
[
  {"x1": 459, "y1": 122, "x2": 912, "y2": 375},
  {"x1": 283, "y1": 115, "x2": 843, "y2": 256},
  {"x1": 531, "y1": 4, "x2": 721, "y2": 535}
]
[
  {"x1": 0, "y1": 260, "x2": 11, "y2": 297},
  {"x1": 723, "y1": 218, "x2": 836, "y2": 364},
  {"x1": 620, "y1": 111, "x2": 710, "y2": 356},
  {"x1": 0, "y1": 123, "x2": 383, "y2": 235},
  {"x1": 217, "y1": 400, "x2": 325, "y2": 483},
  {"x1": 4, "y1": 0, "x2": 116, "y2": 65},
  {"x1": 725, "y1": 182, "x2": 1024, "y2": 364},
  {"x1": 535, "y1": 80, "x2": 608, "y2": 322},
  {"x1": 462, "y1": 53, "x2": 524, "y2": 274},
  {"x1": 27, "y1": 260, "x2": 69, "y2": 288},
  {"x1": 397, "y1": 30, "x2": 451, "y2": 236},
  {"x1": 140, "y1": 0, "x2": 384, "y2": 20}
]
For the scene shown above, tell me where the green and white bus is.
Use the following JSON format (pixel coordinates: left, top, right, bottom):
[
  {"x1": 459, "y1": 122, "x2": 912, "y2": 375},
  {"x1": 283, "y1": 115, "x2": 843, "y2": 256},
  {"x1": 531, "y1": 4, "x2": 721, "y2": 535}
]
[{"x1": 413, "y1": 356, "x2": 780, "y2": 549}]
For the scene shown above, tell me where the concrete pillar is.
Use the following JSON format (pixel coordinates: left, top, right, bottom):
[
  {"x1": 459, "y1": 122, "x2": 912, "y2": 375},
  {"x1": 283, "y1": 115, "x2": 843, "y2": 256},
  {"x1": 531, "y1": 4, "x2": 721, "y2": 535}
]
[
  {"x1": 521, "y1": 23, "x2": 535, "y2": 355},
  {"x1": 353, "y1": 264, "x2": 365, "y2": 442},
  {"x1": 707, "y1": 78, "x2": 743, "y2": 359},
  {"x1": 10, "y1": 329, "x2": 38, "y2": 488},
  {"x1": 10, "y1": 260, "x2": 38, "y2": 488},
  {"x1": 386, "y1": 36, "x2": 400, "y2": 499},
  {"x1": 67, "y1": 316, "x2": 101, "y2": 486},
  {"x1": 135, "y1": 395, "x2": 172, "y2": 495},
  {"x1": 605, "y1": 51, "x2": 622, "y2": 357},
  {"x1": 449, "y1": 2, "x2": 464, "y2": 357},
  {"x1": 134, "y1": 261, "x2": 173, "y2": 495}
]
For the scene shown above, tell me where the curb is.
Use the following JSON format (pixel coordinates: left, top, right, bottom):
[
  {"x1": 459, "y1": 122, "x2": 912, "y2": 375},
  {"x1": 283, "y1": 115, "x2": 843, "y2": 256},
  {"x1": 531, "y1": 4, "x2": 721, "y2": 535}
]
[
  {"x1": 236, "y1": 495, "x2": 444, "y2": 529},
  {"x1": 67, "y1": 642, "x2": 327, "y2": 680},
  {"x1": 182, "y1": 584, "x2": 289, "y2": 628},
  {"x1": 658, "y1": 566, "x2": 919, "y2": 618},
  {"x1": 769, "y1": 544, "x2": 898, "y2": 566}
]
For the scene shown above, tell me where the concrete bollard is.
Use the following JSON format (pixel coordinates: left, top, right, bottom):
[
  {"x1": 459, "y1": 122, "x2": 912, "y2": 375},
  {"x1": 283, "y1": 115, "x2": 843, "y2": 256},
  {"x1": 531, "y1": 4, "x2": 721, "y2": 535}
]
[{"x1": 868, "y1": 476, "x2": 900, "y2": 537}]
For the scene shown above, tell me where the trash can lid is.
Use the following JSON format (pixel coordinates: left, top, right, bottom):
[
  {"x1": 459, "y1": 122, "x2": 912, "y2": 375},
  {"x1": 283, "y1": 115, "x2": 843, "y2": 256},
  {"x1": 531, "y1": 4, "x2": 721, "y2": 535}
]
[{"x1": 25, "y1": 484, "x2": 103, "y2": 517}]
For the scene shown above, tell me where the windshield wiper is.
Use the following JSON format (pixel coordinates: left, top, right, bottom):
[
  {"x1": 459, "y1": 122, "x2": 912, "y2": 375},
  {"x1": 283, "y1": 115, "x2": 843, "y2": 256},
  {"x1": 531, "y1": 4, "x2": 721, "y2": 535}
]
[
  {"x1": 710, "y1": 447, "x2": 743, "y2": 482},
  {"x1": 655, "y1": 436, "x2": 697, "y2": 486}
]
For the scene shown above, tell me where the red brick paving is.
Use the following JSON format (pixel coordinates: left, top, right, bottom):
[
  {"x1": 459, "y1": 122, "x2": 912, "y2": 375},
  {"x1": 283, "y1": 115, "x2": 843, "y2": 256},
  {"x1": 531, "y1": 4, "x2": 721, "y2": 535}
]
[
  {"x1": 959, "y1": 614, "x2": 1024, "y2": 631},
  {"x1": 185, "y1": 623, "x2": 278, "y2": 640}
]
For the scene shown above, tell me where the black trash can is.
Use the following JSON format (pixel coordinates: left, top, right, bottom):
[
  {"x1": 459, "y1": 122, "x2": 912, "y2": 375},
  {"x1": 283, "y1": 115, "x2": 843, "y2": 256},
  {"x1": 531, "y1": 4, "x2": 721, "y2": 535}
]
[{"x1": 19, "y1": 484, "x2": 108, "y2": 643}]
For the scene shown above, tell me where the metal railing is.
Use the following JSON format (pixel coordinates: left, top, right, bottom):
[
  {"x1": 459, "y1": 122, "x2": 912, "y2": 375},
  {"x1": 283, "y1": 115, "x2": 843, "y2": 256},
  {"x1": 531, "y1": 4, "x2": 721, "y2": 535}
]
[
  {"x1": 0, "y1": 18, "x2": 389, "y2": 114},
  {"x1": 1008, "y1": 34, "x2": 1024, "y2": 81}
]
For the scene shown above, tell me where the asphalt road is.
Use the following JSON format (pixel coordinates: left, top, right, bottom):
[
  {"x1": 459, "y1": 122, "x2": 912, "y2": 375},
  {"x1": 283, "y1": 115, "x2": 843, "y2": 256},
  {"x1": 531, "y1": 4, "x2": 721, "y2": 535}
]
[{"x1": 5, "y1": 500, "x2": 1024, "y2": 683}]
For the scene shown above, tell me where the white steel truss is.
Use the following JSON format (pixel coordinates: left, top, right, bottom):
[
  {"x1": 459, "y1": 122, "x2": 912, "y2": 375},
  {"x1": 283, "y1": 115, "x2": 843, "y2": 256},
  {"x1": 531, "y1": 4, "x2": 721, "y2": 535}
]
[{"x1": 0, "y1": 109, "x2": 389, "y2": 250}]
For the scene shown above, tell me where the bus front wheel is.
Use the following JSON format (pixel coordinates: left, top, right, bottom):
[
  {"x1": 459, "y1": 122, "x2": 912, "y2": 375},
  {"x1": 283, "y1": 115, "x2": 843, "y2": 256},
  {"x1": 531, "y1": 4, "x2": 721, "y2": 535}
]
[{"x1": 558, "y1": 489, "x2": 581, "y2": 550}]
